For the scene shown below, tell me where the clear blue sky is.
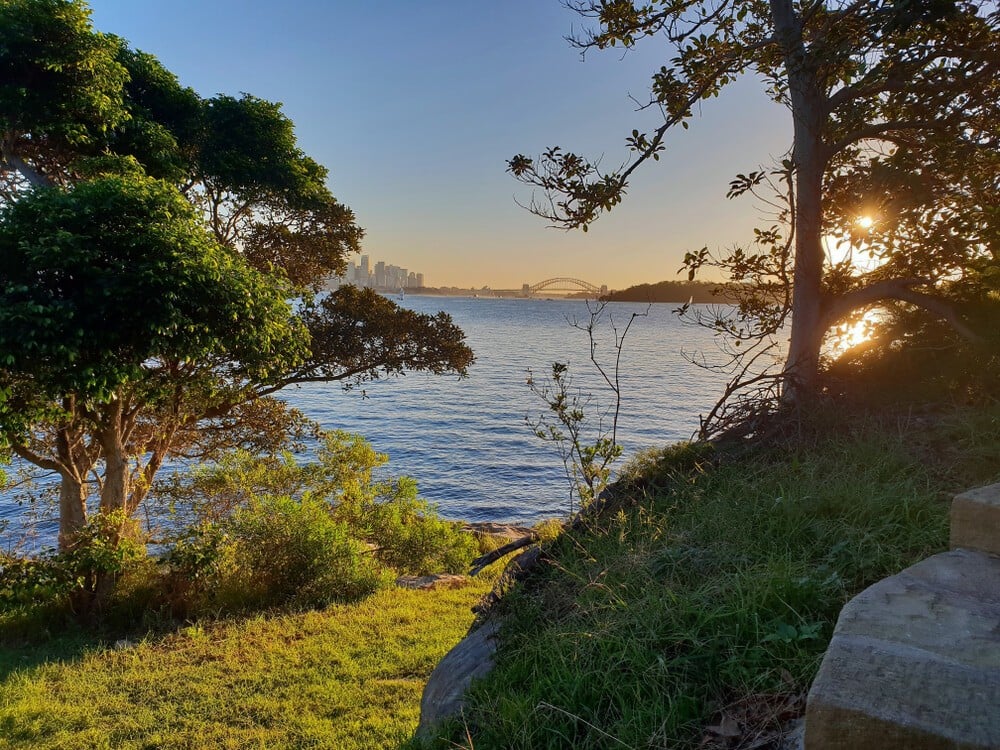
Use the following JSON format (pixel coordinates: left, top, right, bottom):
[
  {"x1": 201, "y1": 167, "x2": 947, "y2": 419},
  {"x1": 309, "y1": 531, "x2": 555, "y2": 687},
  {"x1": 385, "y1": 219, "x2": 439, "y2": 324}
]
[{"x1": 89, "y1": 1, "x2": 791, "y2": 290}]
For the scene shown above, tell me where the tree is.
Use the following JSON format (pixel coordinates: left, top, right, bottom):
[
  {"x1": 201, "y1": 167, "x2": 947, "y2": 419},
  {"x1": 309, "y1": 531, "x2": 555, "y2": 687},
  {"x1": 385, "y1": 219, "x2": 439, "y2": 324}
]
[
  {"x1": 0, "y1": 0, "x2": 473, "y2": 561},
  {"x1": 508, "y1": 0, "x2": 1000, "y2": 408},
  {"x1": 0, "y1": 174, "x2": 308, "y2": 545}
]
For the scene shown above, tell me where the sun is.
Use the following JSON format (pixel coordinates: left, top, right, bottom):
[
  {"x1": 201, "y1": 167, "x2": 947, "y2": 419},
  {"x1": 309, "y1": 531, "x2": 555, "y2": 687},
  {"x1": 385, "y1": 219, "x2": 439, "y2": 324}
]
[{"x1": 857, "y1": 215, "x2": 874, "y2": 229}]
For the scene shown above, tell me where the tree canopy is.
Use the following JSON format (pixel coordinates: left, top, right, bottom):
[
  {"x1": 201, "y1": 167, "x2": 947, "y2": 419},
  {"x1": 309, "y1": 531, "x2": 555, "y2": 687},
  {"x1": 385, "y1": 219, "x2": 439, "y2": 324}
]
[
  {"x1": 509, "y1": 0, "x2": 1000, "y2": 420},
  {"x1": 0, "y1": 0, "x2": 473, "y2": 559},
  {"x1": 0, "y1": 175, "x2": 305, "y2": 399}
]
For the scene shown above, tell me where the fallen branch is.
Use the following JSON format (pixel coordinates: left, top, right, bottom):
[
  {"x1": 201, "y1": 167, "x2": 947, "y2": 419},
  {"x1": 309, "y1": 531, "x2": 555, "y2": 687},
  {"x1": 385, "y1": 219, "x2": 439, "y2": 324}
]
[{"x1": 468, "y1": 532, "x2": 539, "y2": 576}]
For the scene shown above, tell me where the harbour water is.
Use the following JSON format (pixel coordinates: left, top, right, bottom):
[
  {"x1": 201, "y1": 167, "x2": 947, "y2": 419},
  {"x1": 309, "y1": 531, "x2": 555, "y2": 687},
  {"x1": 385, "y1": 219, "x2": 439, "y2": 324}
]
[
  {"x1": 0, "y1": 296, "x2": 730, "y2": 547},
  {"x1": 292, "y1": 295, "x2": 728, "y2": 522}
]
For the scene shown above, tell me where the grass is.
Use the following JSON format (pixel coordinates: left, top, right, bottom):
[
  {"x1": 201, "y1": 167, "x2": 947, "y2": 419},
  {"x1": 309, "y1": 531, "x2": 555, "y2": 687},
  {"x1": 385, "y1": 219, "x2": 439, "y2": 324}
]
[
  {"x1": 2, "y1": 404, "x2": 998, "y2": 750},
  {"x1": 0, "y1": 581, "x2": 492, "y2": 749},
  {"x1": 415, "y1": 404, "x2": 1000, "y2": 749}
]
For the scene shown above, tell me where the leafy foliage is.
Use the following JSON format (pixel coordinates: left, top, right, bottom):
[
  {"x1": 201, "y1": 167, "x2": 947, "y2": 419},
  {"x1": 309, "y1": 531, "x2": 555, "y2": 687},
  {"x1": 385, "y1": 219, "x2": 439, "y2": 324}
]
[
  {"x1": 156, "y1": 437, "x2": 476, "y2": 612},
  {"x1": 0, "y1": 175, "x2": 305, "y2": 402},
  {"x1": 0, "y1": 0, "x2": 128, "y2": 180},
  {"x1": 0, "y1": 510, "x2": 144, "y2": 613},
  {"x1": 509, "y1": 0, "x2": 1000, "y2": 413},
  {"x1": 222, "y1": 495, "x2": 391, "y2": 610},
  {"x1": 0, "y1": 0, "x2": 473, "y2": 577}
]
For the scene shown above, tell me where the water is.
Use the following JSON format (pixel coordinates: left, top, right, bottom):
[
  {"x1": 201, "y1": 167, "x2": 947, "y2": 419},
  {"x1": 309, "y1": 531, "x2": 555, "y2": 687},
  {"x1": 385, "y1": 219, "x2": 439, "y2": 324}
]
[
  {"x1": 1, "y1": 296, "x2": 729, "y2": 546},
  {"x1": 292, "y1": 296, "x2": 727, "y2": 522}
]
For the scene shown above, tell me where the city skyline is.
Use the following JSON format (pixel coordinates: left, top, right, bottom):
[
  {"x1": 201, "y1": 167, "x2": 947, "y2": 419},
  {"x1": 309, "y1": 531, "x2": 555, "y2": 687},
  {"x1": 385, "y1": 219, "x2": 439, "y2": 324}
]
[
  {"x1": 333, "y1": 254, "x2": 617, "y2": 295},
  {"x1": 333, "y1": 255, "x2": 426, "y2": 291},
  {"x1": 88, "y1": 1, "x2": 792, "y2": 289}
]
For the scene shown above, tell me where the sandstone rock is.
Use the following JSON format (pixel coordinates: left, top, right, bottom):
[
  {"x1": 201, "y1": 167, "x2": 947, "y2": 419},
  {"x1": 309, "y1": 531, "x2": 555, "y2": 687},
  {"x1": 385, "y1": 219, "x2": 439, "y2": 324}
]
[
  {"x1": 417, "y1": 620, "x2": 500, "y2": 738},
  {"x1": 463, "y1": 521, "x2": 536, "y2": 541},
  {"x1": 805, "y1": 548, "x2": 1000, "y2": 749},
  {"x1": 395, "y1": 573, "x2": 469, "y2": 590},
  {"x1": 950, "y1": 482, "x2": 1000, "y2": 556}
]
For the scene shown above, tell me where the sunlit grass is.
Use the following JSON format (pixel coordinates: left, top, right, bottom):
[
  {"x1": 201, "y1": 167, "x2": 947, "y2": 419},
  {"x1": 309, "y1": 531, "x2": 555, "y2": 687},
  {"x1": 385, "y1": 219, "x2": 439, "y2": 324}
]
[
  {"x1": 0, "y1": 582, "x2": 492, "y2": 750},
  {"x1": 416, "y1": 405, "x2": 1000, "y2": 749}
]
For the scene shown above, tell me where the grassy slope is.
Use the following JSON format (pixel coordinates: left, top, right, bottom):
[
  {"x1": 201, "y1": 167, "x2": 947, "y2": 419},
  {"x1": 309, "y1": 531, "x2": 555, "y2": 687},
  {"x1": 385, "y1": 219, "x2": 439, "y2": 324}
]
[
  {"x1": 2, "y1": 407, "x2": 997, "y2": 750},
  {"x1": 0, "y1": 582, "x2": 491, "y2": 750},
  {"x1": 417, "y1": 406, "x2": 1000, "y2": 749}
]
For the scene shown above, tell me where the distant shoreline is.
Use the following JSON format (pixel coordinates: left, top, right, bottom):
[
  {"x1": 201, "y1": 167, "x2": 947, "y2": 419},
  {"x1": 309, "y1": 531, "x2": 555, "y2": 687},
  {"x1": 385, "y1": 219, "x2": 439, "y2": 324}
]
[{"x1": 326, "y1": 280, "x2": 729, "y2": 303}]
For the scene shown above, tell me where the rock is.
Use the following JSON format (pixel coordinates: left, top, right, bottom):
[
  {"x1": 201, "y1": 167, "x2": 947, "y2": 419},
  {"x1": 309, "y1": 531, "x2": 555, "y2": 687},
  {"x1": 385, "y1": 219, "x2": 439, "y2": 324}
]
[
  {"x1": 507, "y1": 545, "x2": 541, "y2": 574},
  {"x1": 463, "y1": 522, "x2": 536, "y2": 541},
  {"x1": 396, "y1": 573, "x2": 469, "y2": 590},
  {"x1": 805, "y1": 548, "x2": 1000, "y2": 749},
  {"x1": 417, "y1": 620, "x2": 500, "y2": 738},
  {"x1": 779, "y1": 718, "x2": 805, "y2": 750},
  {"x1": 950, "y1": 482, "x2": 1000, "y2": 556}
]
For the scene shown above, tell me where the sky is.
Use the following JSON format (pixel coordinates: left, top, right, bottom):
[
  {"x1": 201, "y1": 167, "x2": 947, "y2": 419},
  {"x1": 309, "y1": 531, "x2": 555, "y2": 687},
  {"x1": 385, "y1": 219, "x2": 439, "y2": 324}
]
[{"x1": 88, "y1": 1, "x2": 792, "y2": 290}]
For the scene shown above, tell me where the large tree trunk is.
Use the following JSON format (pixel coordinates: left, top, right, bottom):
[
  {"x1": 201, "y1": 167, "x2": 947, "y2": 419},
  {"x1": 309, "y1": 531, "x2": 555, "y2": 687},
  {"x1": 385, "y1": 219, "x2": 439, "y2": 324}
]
[
  {"x1": 57, "y1": 473, "x2": 87, "y2": 550},
  {"x1": 771, "y1": 0, "x2": 829, "y2": 403},
  {"x1": 54, "y1": 399, "x2": 91, "y2": 550},
  {"x1": 99, "y1": 405, "x2": 134, "y2": 544},
  {"x1": 784, "y1": 149, "x2": 826, "y2": 399},
  {"x1": 99, "y1": 439, "x2": 130, "y2": 517},
  {"x1": 74, "y1": 419, "x2": 132, "y2": 616}
]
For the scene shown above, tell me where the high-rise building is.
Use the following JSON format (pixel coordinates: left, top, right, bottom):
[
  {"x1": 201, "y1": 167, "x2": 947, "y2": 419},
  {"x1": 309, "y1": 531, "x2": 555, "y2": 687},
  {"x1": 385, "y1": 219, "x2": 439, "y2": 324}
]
[{"x1": 330, "y1": 257, "x2": 426, "y2": 292}]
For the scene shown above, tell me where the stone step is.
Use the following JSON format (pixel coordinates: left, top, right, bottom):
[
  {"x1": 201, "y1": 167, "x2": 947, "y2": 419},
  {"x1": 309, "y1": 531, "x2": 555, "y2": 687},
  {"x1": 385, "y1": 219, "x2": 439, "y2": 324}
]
[
  {"x1": 951, "y1": 483, "x2": 1000, "y2": 556},
  {"x1": 805, "y1": 548, "x2": 1000, "y2": 749}
]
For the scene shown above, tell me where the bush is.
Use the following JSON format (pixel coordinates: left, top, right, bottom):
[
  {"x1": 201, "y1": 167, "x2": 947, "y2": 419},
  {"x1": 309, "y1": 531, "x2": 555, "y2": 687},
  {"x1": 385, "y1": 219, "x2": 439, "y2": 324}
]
[
  {"x1": 162, "y1": 431, "x2": 478, "y2": 581},
  {"x1": 221, "y1": 495, "x2": 391, "y2": 610},
  {"x1": 62, "y1": 510, "x2": 146, "y2": 583},
  {"x1": 0, "y1": 510, "x2": 147, "y2": 630},
  {"x1": 150, "y1": 431, "x2": 479, "y2": 617},
  {"x1": 0, "y1": 552, "x2": 77, "y2": 608},
  {"x1": 336, "y1": 476, "x2": 478, "y2": 576}
]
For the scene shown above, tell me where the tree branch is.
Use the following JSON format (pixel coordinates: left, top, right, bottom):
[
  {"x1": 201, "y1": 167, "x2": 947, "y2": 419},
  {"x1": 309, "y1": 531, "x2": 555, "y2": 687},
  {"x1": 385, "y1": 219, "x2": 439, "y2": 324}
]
[
  {"x1": 825, "y1": 120, "x2": 938, "y2": 158},
  {"x1": 10, "y1": 443, "x2": 62, "y2": 473},
  {"x1": 825, "y1": 278, "x2": 984, "y2": 343}
]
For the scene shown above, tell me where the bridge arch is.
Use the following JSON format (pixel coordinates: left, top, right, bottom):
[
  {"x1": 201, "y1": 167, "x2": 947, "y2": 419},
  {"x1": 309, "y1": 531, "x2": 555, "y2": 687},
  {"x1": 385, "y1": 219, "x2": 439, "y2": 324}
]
[{"x1": 528, "y1": 277, "x2": 603, "y2": 294}]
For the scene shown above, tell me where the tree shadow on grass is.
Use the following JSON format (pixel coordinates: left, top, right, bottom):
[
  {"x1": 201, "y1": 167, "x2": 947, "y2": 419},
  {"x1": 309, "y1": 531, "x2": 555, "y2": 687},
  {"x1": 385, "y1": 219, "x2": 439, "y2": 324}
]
[{"x1": 0, "y1": 603, "x2": 180, "y2": 682}]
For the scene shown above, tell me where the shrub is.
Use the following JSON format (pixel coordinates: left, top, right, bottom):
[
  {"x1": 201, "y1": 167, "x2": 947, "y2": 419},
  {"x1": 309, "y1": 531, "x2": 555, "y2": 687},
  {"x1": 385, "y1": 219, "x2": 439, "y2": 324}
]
[
  {"x1": 0, "y1": 552, "x2": 77, "y2": 608},
  {"x1": 62, "y1": 510, "x2": 146, "y2": 583},
  {"x1": 154, "y1": 431, "x2": 478, "y2": 615},
  {"x1": 222, "y1": 495, "x2": 391, "y2": 609},
  {"x1": 0, "y1": 510, "x2": 147, "y2": 628},
  {"x1": 337, "y1": 476, "x2": 477, "y2": 575}
]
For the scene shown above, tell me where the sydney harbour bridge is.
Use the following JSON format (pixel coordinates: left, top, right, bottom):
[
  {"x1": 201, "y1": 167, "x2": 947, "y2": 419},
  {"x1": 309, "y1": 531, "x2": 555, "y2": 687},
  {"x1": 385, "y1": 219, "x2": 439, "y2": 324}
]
[{"x1": 495, "y1": 277, "x2": 608, "y2": 297}]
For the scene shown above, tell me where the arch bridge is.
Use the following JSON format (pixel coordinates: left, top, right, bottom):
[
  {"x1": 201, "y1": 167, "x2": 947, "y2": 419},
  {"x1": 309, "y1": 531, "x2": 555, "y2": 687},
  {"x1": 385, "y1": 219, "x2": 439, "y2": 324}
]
[{"x1": 526, "y1": 277, "x2": 605, "y2": 295}]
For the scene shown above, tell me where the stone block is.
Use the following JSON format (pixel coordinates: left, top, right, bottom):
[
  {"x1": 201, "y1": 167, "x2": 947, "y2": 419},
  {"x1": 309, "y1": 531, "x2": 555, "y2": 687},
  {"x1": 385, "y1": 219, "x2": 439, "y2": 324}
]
[
  {"x1": 805, "y1": 549, "x2": 1000, "y2": 749},
  {"x1": 951, "y1": 483, "x2": 1000, "y2": 555}
]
